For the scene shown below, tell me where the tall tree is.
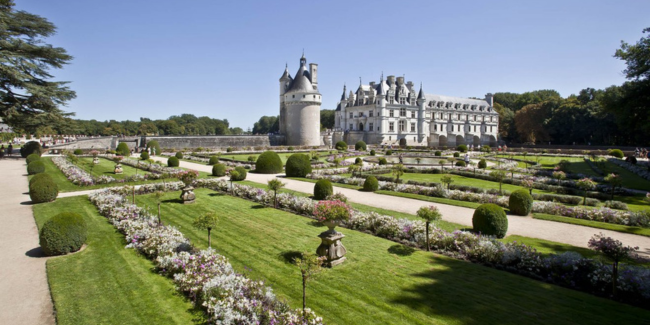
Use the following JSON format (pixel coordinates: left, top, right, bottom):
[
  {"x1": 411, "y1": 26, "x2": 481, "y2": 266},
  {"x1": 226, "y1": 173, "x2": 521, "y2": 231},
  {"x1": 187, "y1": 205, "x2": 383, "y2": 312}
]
[
  {"x1": 615, "y1": 27, "x2": 650, "y2": 81},
  {"x1": 0, "y1": 0, "x2": 76, "y2": 132}
]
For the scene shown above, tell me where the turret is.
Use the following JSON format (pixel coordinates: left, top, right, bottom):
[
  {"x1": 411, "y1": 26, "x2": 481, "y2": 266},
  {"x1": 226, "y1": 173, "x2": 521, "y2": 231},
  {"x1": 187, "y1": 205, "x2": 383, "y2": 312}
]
[
  {"x1": 485, "y1": 93, "x2": 494, "y2": 106},
  {"x1": 280, "y1": 53, "x2": 321, "y2": 146},
  {"x1": 309, "y1": 63, "x2": 318, "y2": 90}
]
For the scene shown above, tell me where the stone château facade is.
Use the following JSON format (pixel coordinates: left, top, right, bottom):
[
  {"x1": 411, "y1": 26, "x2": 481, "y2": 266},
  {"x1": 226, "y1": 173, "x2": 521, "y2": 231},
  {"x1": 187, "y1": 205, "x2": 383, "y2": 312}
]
[
  {"x1": 278, "y1": 54, "x2": 322, "y2": 146},
  {"x1": 334, "y1": 75, "x2": 499, "y2": 147}
]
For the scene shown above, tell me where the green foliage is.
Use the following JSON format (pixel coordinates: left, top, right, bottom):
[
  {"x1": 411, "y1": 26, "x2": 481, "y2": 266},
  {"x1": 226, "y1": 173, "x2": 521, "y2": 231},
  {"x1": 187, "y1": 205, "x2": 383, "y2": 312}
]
[
  {"x1": 29, "y1": 173, "x2": 58, "y2": 203},
  {"x1": 455, "y1": 161, "x2": 466, "y2": 167},
  {"x1": 26, "y1": 153, "x2": 41, "y2": 164},
  {"x1": 247, "y1": 155, "x2": 257, "y2": 162},
  {"x1": 478, "y1": 159, "x2": 487, "y2": 169},
  {"x1": 231, "y1": 166, "x2": 247, "y2": 181},
  {"x1": 27, "y1": 160, "x2": 45, "y2": 175},
  {"x1": 212, "y1": 163, "x2": 226, "y2": 177},
  {"x1": 285, "y1": 153, "x2": 312, "y2": 177},
  {"x1": 39, "y1": 212, "x2": 87, "y2": 256},
  {"x1": 140, "y1": 151, "x2": 149, "y2": 160},
  {"x1": 193, "y1": 212, "x2": 219, "y2": 247},
  {"x1": 457, "y1": 144, "x2": 468, "y2": 152},
  {"x1": 385, "y1": 149, "x2": 392, "y2": 156},
  {"x1": 252, "y1": 115, "x2": 279, "y2": 134},
  {"x1": 208, "y1": 155, "x2": 220, "y2": 165},
  {"x1": 453, "y1": 152, "x2": 460, "y2": 158},
  {"x1": 363, "y1": 176, "x2": 379, "y2": 192},
  {"x1": 335, "y1": 141, "x2": 347, "y2": 151},
  {"x1": 509, "y1": 189, "x2": 533, "y2": 216},
  {"x1": 175, "y1": 152, "x2": 183, "y2": 159},
  {"x1": 287, "y1": 146, "x2": 294, "y2": 151},
  {"x1": 440, "y1": 174, "x2": 454, "y2": 189},
  {"x1": 226, "y1": 147, "x2": 233, "y2": 153},
  {"x1": 146, "y1": 141, "x2": 160, "y2": 155},
  {"x1": 608, "y1": 149, "x2": 624, "y2": 158},
  {"x1": 167, "y1": 156, "x2": 179, "y2": 167},
  {"x1": 417, "y1": 206, "x2": 442, "y2": 223},
  {"x1": 434, "y1": 151, "x2": 441, "y2": 156},
  {"x1": 354, "y1": 157, "x2": 362, "y2": 165},
  {"x1": 20, "y1": 141, "x2": 42, "y2": 158},
  {"x1": 392, "y1": 164, "x2": 406, "y2": 183},
  {"x1": 482, "y1": 145, "x2": 491, "y2": 153},
  {"x1": 255, "y1": 151, "x2": 283, "y2": 174},
  {"x1": 115, "y1": 143, "x2": 130, "y2": 156},
  {"x1": 370, "y1": 149, "x2": 375, "y2": 156},
  {"x1": 73, "y1": 149, "x2": 83, "y2": 155},
  {"x1": 313, "y1": 179, "x2": 333, "y2": 200},
  {"x1": 267, "y1": 178, "x2": 286, "y2": 193},
  {"x1": 472, "y1": 204, "x2": 508, "y2": 238},
  {"x1": 355, "y1": 141, "x2": 367, "y2": 151},
  {"x1": 378, "y1": 157, "x2": 388, "y2": 165}
]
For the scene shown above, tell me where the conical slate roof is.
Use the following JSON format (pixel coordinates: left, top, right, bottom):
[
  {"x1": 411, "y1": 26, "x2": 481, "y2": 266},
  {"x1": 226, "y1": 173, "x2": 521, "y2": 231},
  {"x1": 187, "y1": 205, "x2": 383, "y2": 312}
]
[{"x1": 286, "y1": 58, "x2": 317, "y2": 93}]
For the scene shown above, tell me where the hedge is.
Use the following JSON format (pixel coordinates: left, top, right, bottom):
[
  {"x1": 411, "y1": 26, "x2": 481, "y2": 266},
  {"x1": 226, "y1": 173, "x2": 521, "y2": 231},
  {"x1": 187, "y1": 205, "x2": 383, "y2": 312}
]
[
  {"x1": 255, "y1": 151, "x2": 283, "y2": 174},
  {"x1": 472, "y1": 204, "x2": 508, "y2": 238},
  {"x1": 39, "y1": 212, "x2": 87, "y2": 256},
  {"x1": 285, "y1": 154, "x2": 312, "y2": 177}
]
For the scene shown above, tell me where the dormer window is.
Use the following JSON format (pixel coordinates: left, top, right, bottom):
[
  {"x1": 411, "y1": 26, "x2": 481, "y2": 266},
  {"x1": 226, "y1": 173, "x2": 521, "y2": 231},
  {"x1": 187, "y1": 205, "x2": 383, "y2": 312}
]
[
  {"x1": 389, "y1": 98, "x2": 395, "y2": 104},
  {"x1": 399, "y1": 98, "x2": 405, "y2": 105},
  {"x1": 446, "y1": 102, "x2": 452, "y2": 108},
  {"x1": 455, "y1": 103, "x2": 461, "y2": 109}
]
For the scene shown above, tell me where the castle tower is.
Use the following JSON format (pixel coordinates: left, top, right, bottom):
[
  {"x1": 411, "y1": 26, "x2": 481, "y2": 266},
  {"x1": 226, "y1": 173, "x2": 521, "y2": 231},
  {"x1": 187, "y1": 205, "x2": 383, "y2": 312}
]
[{"x1": 280, "y1": 54, "x2": 322, "y2": 146}]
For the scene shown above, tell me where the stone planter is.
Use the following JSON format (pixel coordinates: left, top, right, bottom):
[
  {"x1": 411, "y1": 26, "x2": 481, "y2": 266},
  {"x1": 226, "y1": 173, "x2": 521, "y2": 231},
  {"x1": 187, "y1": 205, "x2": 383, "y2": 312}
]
[
  {"x1": 316, "y1": 221, "x2": 347, "y2": 267},
  {"x1": 180, "y1": 185, "x2": 195, "y2": 204},
  {"x1": 92, "y1": 157, "x2": 100, "y2": 164},
  {"x1": 114, "y1": 164, "x2": 123, "y2": 174}
]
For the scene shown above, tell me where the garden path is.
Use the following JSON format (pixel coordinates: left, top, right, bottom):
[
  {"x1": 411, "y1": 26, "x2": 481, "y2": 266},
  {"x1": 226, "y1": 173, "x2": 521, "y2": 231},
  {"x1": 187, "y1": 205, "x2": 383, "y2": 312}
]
[
  {"x1": 0, "y1": 158, "x2": 55, "y2": 325},
  {"x1": 146, "y1": 156, "x2": 650, "y2": 257}
]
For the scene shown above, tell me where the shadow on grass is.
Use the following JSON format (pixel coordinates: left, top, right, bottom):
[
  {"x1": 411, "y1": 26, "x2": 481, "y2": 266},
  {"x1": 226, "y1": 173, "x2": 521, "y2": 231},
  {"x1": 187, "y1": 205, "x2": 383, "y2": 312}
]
[
  {"x1": 278, "y1": 250, "x2": 303, "y2": 265},
  {"x1": 208, "y1": 193, "x2": 226, "y2": 197},
  {"x1": 162, "y1": 198, "x2": 185, "y2": 204},
  {"x1": 251, "y1": 204, "x2": 266, "y2": 209},
  {"x1": 308, "y1": 220, "x2": 324, "y2": 228},
  {"x1": 388, "y1": 244, "x2": 416, "y2": 256}
]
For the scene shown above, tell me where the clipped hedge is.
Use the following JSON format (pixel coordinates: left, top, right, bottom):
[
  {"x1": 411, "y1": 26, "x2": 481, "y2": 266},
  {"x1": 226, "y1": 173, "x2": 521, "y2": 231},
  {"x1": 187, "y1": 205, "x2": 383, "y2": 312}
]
[
  {"x1": 363, "y1": 176, "x2": 379, "y2": 192},
  {"x1": 212, "y1": 163, "x2": 226, "y2": 177},
  {"x1": 168, "y1": 156, "x2": 180, "y2": 167},
  {"x1": 20, "y1": 141, "x2": 42, "y2": 158},
  {"x1": 39, "y1": 212, "x2": 87, "y2": 256},
  {"x1": 472, "y1": 203, "x2": 508, "y2": 238},
  {"x1": 255, "y1": 151, "x2": 283, "y2": 174},
  {"x1": 140, "y1": 151, "x2": 150, "y2": 160},
  {"x1": 116, "y1": 143, "x2": 130, "y2": 156},
  {"x1": 146, "y1": 140, "x2": 161, "y2": 155},
  {"x1": 478, "y1": 159, "x2": 487, "y2": 169},
  {"x1": 175, "y1": 152, "x2": 184, "y2": 159},
  {"x1": 29, "y1": 173, "x2": 58, "y2": 203},
  {"x1": 608, "y1": 149, "x2": 624, "y2": 159},
  {"x1": 378, "y1": 157, "x2": 388, "y2": 165},
  {"x1": 335, "y1": 141, "x2": 347, "y2": 151},
  {"x1": 73, "y1": 149, "x2": 83, "y2": 155},
  {"x1": 455, "y1": 161, "x2": 466, "y2": 167},
  {"x1": 285, "y1": 153, "x2": 312, "y2": 177},
  {"x1": 453, "y1": 152, "x2": 460, "y2": 158},
  {"x1": 208, "y1": 156, "x2": 220, "y2": 165},
  {"x1": 457, "y1": 144, "x2": 468, "y2": 152},
  {"x1": 370, "y1": 149, "x2": 376, "y2": 156},
  {"x1": 27, "y1": 160, "x2": 45, "y2": 175},
  {"x1": 355, "y1": 141, "x2": 367, "y2": 151},
  {"x1": 385, "y1": 150, "x2": 392, "y2": 156},
  {"x1": 354, "y1": 157, "x2": 363, "y2": 165},
  {"x1": 26, "y1": 153, "x2": 41, "y2": 165},
  {"x1": 509, "y1": 189, "x2": 533, "y2": 216},
  {"x1": 313, "y1": 179, "x2": 333, "y2": 200},
  {"x1": 231, "y1": 166, "x2": 247, "y2": 181}
]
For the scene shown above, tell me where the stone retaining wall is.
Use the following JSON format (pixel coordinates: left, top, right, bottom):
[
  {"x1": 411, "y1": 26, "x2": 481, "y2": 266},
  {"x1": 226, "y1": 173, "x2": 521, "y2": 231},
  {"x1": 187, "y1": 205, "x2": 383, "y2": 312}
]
[{"x1": 141, "y1": 135, "x2": 286, "y2": 149}]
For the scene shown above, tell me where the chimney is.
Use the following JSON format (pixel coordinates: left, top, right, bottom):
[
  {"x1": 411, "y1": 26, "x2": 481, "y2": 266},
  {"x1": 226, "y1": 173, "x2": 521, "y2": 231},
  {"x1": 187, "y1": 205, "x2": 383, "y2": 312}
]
[{"x1": 309, "y1": 63, "x2": 318, "y2": 89}]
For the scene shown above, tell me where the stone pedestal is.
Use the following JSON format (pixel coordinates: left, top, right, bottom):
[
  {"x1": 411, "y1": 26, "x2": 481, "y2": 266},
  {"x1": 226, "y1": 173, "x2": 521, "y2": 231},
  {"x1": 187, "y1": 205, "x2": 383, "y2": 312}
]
[
  {"x1": 114, "y1": 164, "x2": 123, "y2": 174},
  {"x1": 93, "y1": 157, "x2": 100, "y2": 164},
  {"x1": 180, "y1": 186, "x2": 195, "y2": 204},
  {"x1": 316, "y1": 228, "x2": 347, "y2": 267}
]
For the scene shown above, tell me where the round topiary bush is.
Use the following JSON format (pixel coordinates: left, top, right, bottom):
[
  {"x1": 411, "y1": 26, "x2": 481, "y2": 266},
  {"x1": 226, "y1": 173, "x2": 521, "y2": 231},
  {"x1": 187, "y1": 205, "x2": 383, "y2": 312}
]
[
  {"x1": 26, "y1": 153, "x2": 41, "y2": 165},
  {"x1": 226, "y1": 147, "x2": 233, "y2": 153},
  {"x1": 140, "y1": 151, "x2": 150, "y2": 160},
  {"x1": 472, "y1": 203, "x2": 508, "y2": 238},
  {"x1": 453, "y1": 152, "x2": 460, "y2": 158},
  {"x1": 370, "y1": 149, "x2": 376, "y2": 156},
  {"x1": 168, "y1": 156, "x2": 179, "y2": 167},
  {"x1": 73, "y1": 149, "x2": 83, "y2": 155},
  {"x1": 175, "y1": 152, "x2": 183, "y2": 159},
  {"x1": 509, "y1": 189, "x2": 533, "y2": 216},
  {"x1": 313, "y1": 179, "x2": 333, "y2": 200},
  {"x1": 386, "y1": 149, "x2": 392, "y2": 156},
  {"x1": 212, "y1": 163, "x2": 226, "y2": 177},
  {"x1": 378, "y1": 157, "x2": 388, "y2": 165},
  {"x1": 115, "y1": 143, "x2": 130, "y2": 156},
  {"x1": 363, "y1": 176, "x2": 379, "y2": 192},
  {"x1": 455, "y1": 161, "x2": 466, "y2": 167},
  {"x1": 354, "y1": 157, "x2": 362, "y2": 165},
  {"x1": 285, "y1": 153, "x2": 312, "y2": 177},
  {"x1": 208, "y1": 156, "x2": 219, "y2": 165},
  {"x1": 457, "y1": 144, "x2": 468, "y2": 152},
  {"x1": 20, "y1": 141, "x2": 42, "y2": 158},
  {"x1": 625, "y1": 156, "x2": 637, "y2": 165},
  {"x1": 355, "y1": 141, "x2": 367, "y2": 151},
  {"x1": 335, "y1": 141, "x2": 347, "y2": 151},
  {"x1": 434, "y1": 151, "x2": 442, "y2": 156},
  {"x1": 29, "y1": 173, "x2": 58, "y2": 203},
  {"x1": 478, "y1": 159, "x2": 487, "y2": 169},
  {"x1": 146, "y1": 140, "x2": 161, "y2": 155},
  {"x1": 255, "y1": 151, "x2": 283, "y2": 174},
  {"x1": 39, "y1": 212, "x2": 87, "y2": 256},
  {"x1": 27, "y1": 160, "x2": 45, "y2": 175},
  {"x1": 231, "y1": 166, "x2": 247, "y2": 181},
  {"x1": 608, "y1": 149, "x2": 624, "y2": 158}
]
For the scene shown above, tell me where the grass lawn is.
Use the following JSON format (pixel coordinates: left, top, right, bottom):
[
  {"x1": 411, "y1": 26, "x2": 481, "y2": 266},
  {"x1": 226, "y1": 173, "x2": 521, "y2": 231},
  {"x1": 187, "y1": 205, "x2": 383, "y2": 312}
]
[
  {"x1": 76, "y1": 157, "x2": 155, "y2": 180},
  {"x1": 507, "y1": 155, "x2": 584, "y2": 169},
  {"x1": 499, "y1": 235, "x2": 599, "y2": 258},
  {"x1": 533, "y1": 213, "x2": 650, "y2": 237},
  {"x1": 32, "y1": 196, "x2": 202, "y2": 325},
  {"x1": 136, "y1": 189, "x2": 650, "y2": 325},
  {"x1": 601, "y1": 160, "x2": 650, "y2": 192}
]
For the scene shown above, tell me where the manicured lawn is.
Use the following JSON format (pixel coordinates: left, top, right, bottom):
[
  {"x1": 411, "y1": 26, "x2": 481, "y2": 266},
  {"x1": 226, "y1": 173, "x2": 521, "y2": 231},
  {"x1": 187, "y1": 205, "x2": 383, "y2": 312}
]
[
  {"x1": 499, "y1": 235, "x2": 599, "y2": 258},
  {"x1": 76, "y1": 157, "x2": 154, "y2": 180},
  {"x1": 137, "y1": 189, "x2": 650, "y2": 325},
  {"x1": 601, "y1": 160, "x2": 650, "y2": 191},
  {"x1": 507, "y1": 155, "x2": 584, "y2": 169},
  {"x1": 534, "y1": 213, "x2": 650, "y2": 237},
  {"x1": 32, "y1": 196, "x2": 202, "y2": 325}
]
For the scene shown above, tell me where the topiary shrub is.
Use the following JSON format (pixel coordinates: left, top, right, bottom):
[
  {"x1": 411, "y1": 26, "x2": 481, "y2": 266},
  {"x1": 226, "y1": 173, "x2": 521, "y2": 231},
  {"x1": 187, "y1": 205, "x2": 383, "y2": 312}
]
[
  {"x1": 378, "y1": 157, "x2": 388, "y2": 165},
  {"x1": 20, "y1": 141, "x2": 42, "y2": 158},
  {"x1": 285, "y1": 153, "x2": 312, "y2": 177},
  {"x1": 354, "y1": 157, "x2": 362, "y2": 165},
  {"x1": 39, "y1": 212, "x2": 87, "y2": 256},
  {"x1": 335, "y1": 141, "x2": 347, "y2": 151},
  {"x1": 608, "y1": 149, "x2": 624, "y2": 158},
  {"x1": 255, "y1": 151, "x2": 283, "y2": 174},
  {"x1": 231, "y1": 166, "x2": 247, "y2": 180},
  {"x1": 453, "y1": 152, "x2": 460, "y2": 158},
  {"x1": 208, "y1": 156, "x2": 219, "y2": 165},
  {"x1": 26, "y1": 153, "x2": 41, "y2": 165},
  {"x1": 287, "y1": 146, "x2": 294, "y2": 151},
  {"x1": 27, "y1": 160, "x2": 45, "y2": 175},
  {"x1": 509, "y1": 189, "x2": 533, "y2": 216},
  {"x1": 116, "y1": 143, "x2": 130, "y2": 156},
  {"x1": 355, "y1": 141, "x2": 367, "y2": 151},
  {"x1": 140, "y1": 151, "x2": 150, "y2": 160},
  {"x1": 175, "y1": 152, "x2": 183, "y2": 159},
  {"x1": 457, "y1": 144, "x2": 468, "y2": 152},
  {"x1": 212, "y1": 163, "x2": 226, "y2": 176},
  {"x1": 146, "y1": 140, "x2": 161, "y2": 155},
  {"x1": 472, "y1": 203, "x2": 508, "y2": 238},
  {"x1": 455, "y1": 161, "x2": 466, "y2": 167},
  {"x1": 29, "y1": 173, "x2": 58, "y2": 203},
  {"x1": 478, "y1": 159, "x2": 487, "y2": 169},
  {"x1": 370, "y1": 149, "x2": 376, "y2": 156},
  {"x1": 73, "y1": 149, "x2": 83, "y2": 155},
  {"x1": 625, "y1": 156, "x2": 637, "y2": 165},
  {"x1": 385, "y1": 149, "x2": 392, "y2": 156},
  {"x1": 313, "y1": 179, "x2": 333, "y2": 200},
  {"x1": 434, "y1": 151, "x2": 442, "y2": 156},
  {"x1": 226, "y1": 147, "x2": 233, "y2": 153},
  {"x1": 168, "y1": 156, "x2": 180, "y2": 167},
  {"x1": 363, "y1": 176, "x2": 379, "y2": 192}
]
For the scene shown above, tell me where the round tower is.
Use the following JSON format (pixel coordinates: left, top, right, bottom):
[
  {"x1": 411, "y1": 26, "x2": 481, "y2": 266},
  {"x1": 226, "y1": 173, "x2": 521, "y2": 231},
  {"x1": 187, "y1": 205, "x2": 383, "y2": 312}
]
[{"x1": 281, "y1": 54, "x2": 322, "y2": 146}]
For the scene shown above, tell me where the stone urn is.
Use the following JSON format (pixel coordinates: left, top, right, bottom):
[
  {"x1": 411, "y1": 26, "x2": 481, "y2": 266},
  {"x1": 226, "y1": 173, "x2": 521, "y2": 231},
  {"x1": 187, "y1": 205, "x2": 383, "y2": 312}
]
[
  {"x1": 92, "y1": 157, "x2": 100, "y2": 164},
  {"x1": 114, "y1": 164, "x2": 123, "y2": 174},
  {"x1": 180, "y1": 185, "x2": 196, "y2": 204},
  {"x1": 316, "y1": 221, "x2": 347, "y2": 267}
]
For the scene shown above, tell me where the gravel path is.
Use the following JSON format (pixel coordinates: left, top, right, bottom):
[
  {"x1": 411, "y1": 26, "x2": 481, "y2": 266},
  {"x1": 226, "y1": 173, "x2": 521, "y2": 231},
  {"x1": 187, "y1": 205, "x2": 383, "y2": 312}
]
[{"x1": 0, "y1": 158, "x2": 55, "y2": 324}]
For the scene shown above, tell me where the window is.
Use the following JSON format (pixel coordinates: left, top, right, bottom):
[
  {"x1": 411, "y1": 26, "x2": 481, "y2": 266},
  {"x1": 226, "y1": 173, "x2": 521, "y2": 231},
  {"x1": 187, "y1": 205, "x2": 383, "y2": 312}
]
[
  {"x1": 389, "y1": 122, "x2": 394, "y2": 132},
  {"x1": 441, "y1": 124, "x2": 444, "y2": 131},
  {"x1": 411, "y1": 111, "x2": 416, "y2": 118},
  {"x1": 399, "y1": 98, "x2": 405, "y2": 105},
  {"x1": 369, "y1": 123, "x2": 373, "y2": 131},
  {"x1": 474, "y1": 125, "x2": 476, "y2": 132},
  {"x1": 451, "y1": 125, "x2": 454, "y2": 132},
  {"x1": 434, "y1": 124, "x2": 437, "y2": 131},
  {"x1": 369, "y1": 110, "x2": 373, "y2": 117},
  {"x1": 389, "y1": 98, "x2": 395, "y2": 104},
  {"x1": 349, "y1": 112, "x2": 353, "y2": 118},
  {"x1": 292, "y1": 95, "x2": 295, "y2": 98},
  {"x1": 349, "y1": 124, "x2": 353, "y2": 130},
  {"x1": 490, "y1": 116, "x2": 493, "y2": 122},
  {"x1": 490, "y1": 126, "x2": 493, "y2": 132},
  {"x1": 400, "y1": 108, "x2": 406, "y2": 116},
  {"x1": 399, "y1": 120, "x2": 406, "y2": 132},
  {"x1": 410, "y1": 123, "x2": 416, "y2": 132},
  {"x1": 473, "y1": 115, "x2": 476, "y2": 121},
  {"x1": 389, "y1": 110, "x2": 394, "y2": 117}
]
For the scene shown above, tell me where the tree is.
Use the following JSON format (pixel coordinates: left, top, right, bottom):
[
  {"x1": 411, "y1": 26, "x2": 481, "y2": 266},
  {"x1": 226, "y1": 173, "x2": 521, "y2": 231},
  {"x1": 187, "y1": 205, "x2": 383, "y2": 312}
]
[
  {"x1": 153, "y1": 191, "x2": 164, "y2": 225},
  {"x1": 514, "y1": 102, "x2": 556, "y2": 143},
  {"x1": 440, "y1": 174, "x2": 454, "y2": 190},
  {"x1": 588, "y1": 233, "x2": 638, "y2": 297},
  {"x1": 0, "y1": 1, "x2": 77, "y2": 132},
  {"x1": 294, "y1": 252, "x2": 323, "y2": 323},
  {"x1": 320, "y1": 109, "x2": 335, "y2": 129},
  {"x1": 614, "y1": 27, "x2": 650, "y2": 81},
  {"x1": 267, "y1": 178, "x2": 285, "y2": 208},
  {"x1": 192, "y1": 212, "x2": 219, "y2": 248},
  {"x1": 417, "y1": 206, "x2": 442, "y2": 251},
  {"x1": 576, "y1": 178, "x2": 597, "y2": 205},
  {"x1": 489, "y1": 170, "x2": 506, "y2": 195},
  {"x1": 604, "y1": 173, "x2": 623, "y2": 201},
  {"x1": 252, "y1": 115, "x2": 279, "y2": 134},
  {"x1": 392, "y1": 164, "x2": 406, "y2": 183}
]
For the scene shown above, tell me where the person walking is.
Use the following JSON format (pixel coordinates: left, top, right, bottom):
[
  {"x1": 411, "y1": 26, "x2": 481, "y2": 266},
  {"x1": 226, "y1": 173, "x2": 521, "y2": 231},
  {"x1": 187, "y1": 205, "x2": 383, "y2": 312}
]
[{"x1": 7, "y1": 143, "x2": 12, "y2": 156}]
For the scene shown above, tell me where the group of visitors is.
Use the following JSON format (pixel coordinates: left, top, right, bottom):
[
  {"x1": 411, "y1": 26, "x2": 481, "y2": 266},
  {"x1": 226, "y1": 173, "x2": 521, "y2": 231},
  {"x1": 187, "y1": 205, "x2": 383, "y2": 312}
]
[
  {"x1": 634, "y1": 148, "x2": 649, "y2": 159},
  {"x1": 0, "y1": 143, "x2": 14, "y2": 158}
]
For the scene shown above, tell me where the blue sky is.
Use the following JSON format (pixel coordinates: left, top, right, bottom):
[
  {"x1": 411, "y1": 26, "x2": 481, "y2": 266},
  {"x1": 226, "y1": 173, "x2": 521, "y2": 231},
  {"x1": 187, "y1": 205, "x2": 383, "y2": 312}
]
[{"x1": 16, "y1": 0, "x2": 650, "y2": 129}]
